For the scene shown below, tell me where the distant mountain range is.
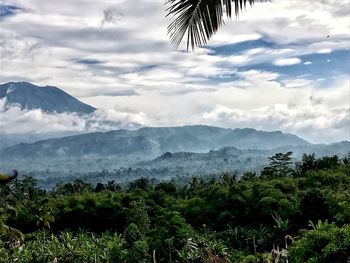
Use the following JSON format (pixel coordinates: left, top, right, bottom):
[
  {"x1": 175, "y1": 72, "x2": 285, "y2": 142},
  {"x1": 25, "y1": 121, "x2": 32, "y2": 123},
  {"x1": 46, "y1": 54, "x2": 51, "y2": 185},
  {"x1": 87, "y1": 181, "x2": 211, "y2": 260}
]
[
  {"x1": 128, "y1": 141, "x2": 350, "y2": 179},
  {"x1": 137, "y1": 141, "x2": 350, "y2": 171},
  {"x1": 0, "y1": 82, "x2": 96, "y2": 114},
  {"x1": 2, "y1": 125, "x2": 309, "y2": 159},
  {"x1": 5, "y1": 141, "x2": 347, "y2": 188},
  {"x1": 1, "y1": 81, "x2": 348, "y2": 187}
]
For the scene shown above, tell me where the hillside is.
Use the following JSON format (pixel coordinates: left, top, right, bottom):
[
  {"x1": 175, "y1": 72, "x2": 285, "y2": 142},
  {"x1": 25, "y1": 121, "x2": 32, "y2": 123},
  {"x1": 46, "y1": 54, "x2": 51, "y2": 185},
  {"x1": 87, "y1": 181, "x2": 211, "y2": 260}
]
[
  {"x1": 132, "y1": 141, "x2": 350, "y2": 177},
  {"x1": 0, "y1": 81, "x2": 96, "y2": 114},
  {"x1": 2, "y1": 125, "x2": 309, "y2": 159}
]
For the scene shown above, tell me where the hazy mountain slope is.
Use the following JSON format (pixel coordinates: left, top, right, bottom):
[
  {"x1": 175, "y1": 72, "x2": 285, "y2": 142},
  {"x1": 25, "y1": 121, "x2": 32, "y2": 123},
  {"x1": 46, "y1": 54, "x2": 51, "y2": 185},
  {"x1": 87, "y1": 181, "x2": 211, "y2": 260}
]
[
  {"x1": 24, "y1": 141, "x2": 348, "y2": 188},
  {"x1": 137, "y1": 141, "x2": 350, "y2": 172},
  {"x1": 0, "y1": 132, "x2": 89, "y2": 149},
  {"x1": 274, "y1": 141, "x2": 350, "y2": 157},
  {"x1": 0, "y1": 82, "x2": 96, "y2": 114},
  {"x1": 1, "y1": 125, "x2": 309, "y2": 159},
  {"x1": 135, "y1": 146, "x2": 268, "y2": 176}
]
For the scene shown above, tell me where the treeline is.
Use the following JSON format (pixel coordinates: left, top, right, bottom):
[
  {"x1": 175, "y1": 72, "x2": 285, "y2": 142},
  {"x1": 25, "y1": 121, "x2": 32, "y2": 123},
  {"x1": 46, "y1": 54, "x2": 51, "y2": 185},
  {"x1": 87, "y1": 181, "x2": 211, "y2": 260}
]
[{"x1": 1, "y1": 152, "x2": 350, "y2": 262}]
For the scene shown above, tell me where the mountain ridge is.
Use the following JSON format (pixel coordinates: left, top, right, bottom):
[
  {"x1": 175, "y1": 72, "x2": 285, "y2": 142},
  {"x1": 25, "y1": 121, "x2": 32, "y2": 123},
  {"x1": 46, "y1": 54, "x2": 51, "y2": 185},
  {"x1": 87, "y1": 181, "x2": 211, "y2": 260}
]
[
  {"x1": 128, "y1": 141, "x2": 350, "y2": 179},
  {"x1": 2, "y1": 125, "x2": 309, "y2": 159}
]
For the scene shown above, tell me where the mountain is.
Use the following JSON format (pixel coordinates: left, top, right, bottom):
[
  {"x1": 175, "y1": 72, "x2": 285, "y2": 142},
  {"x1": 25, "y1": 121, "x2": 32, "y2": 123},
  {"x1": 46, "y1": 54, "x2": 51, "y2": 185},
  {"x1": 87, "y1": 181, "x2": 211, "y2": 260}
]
[
  {"x1": 16, "y1": 141, "x2": 348, "y2": 189},
  {"x1": 0, "y1": 131, "x2": 85, "y2": 149},
  {"x1": 136, "y1": 141, "x2": 350, "y2": 173},
  {"x1": 272, "y1": 141, "x2": 350, "y2": 157},
  {"x1": 2, "y1": 125, "x2": 309, "y2": 160},
  {"x1": 0, "y1": 81, "x2": 96, "y2": 114}
]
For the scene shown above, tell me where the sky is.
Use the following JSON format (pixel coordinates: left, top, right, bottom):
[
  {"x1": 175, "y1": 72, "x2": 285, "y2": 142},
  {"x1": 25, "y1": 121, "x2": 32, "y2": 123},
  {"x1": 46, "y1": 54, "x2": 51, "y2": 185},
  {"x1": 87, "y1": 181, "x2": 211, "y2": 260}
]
[{"x1": 0, "y1": 0, "x2": 349, "y2": 143}]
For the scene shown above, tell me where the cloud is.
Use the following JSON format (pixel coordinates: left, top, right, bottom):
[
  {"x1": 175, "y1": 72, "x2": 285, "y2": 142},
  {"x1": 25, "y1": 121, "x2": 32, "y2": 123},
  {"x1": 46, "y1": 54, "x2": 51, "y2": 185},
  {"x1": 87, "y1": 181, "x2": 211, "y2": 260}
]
[
  {"x1": 0, "y1": 99, "x2": 145, "y2": 134},
  {"x1": 199, "y1": 73, "x2": 349, "y2": 143},
  {"x1": 281, "y1": 78, "x2": 313, "y2": 88},
  {"x1": 86, "y1": 89, "x2": 140, "y2": 97},
  {"x1": 0, "y1": 70, "x2": 348, "y2": 143},
  {"x1": 101, "y1": 8, "x2": 124, "y2": 26},
  {"x1": 80, "y1": 70, "x2": 349, "y2": 143},
  {"x1": 273, "y1": 58, "x2": 302, "y2": 66},
  {"x1": 317, "y1": 48, "x2": 332, "y2": 54},
  {"x1": 0, "y1": 0, "x2": 348, "y2": 143}
]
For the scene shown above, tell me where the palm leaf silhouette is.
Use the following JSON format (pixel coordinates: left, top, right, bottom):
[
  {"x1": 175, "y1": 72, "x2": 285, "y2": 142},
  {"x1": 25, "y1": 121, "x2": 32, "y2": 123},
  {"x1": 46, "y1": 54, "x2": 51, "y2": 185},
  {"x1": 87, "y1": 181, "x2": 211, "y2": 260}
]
[{"x1": 166, "y1": 0, "x2": 266, "y2": 50}]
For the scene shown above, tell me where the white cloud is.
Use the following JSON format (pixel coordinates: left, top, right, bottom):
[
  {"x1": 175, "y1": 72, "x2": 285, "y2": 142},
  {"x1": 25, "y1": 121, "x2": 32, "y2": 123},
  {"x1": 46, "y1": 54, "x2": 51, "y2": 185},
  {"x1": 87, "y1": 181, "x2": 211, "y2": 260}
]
[
  {"x1": 0, "y1": 0, "x2": 349, "y2": 143},
  {"x1": 317, "y1": 48, "x2": 332, "y2": 54},
  {"x1": 199, "y1": 74, "x2": 349, "y2": 143},
  {"x1": 282, "y1": 78, "x2": 313, "y2": 88},
  {"x1": 0, "y1": 71, "x2": 348, "y2": 143},
  {"x1": 273, "y1": 58, "x2": 302, "y2": 66},
  {"x1": 81, "y1": 71, "x2": 349, "y2": 143},
  {"x1": 0, "y1": 100, "x2": 146, "y2": 134}
]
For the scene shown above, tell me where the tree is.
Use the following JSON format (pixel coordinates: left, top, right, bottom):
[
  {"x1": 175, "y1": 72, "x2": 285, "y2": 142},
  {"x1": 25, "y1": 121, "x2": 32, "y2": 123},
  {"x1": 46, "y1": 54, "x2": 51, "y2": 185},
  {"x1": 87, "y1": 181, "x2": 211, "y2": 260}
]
[
  {"x1": 166, "y1": 0, "x2": 267, "y2": 50},
  {"x1": 260, "y1": 152, "x2": 294, "y2": 179},
  {"x1": 123, "y1": 223, "x2": 143, "y2": 246},
  {"x1": 300, "y1": 189, "x2": 330, "y2": 222},
  {"x1": 12, "y1": 175, "x2": 45, "y2": 200},
  {"x1": 151, "y1": 211, "x2": 192, "y2": 261},
  {"x1": 128, "y1": 177, "x2": 150, "y2": 191},
  {"x1": 289, "y1": 224, "x2": 350, "y2": 263},
  {"x1": 318, "y1": 155, "x2": 341, "y2": 170},
  {"x1": 106, "y1": 180, "x2": 121, "y2": 192},
  {"x1": 94, "y1": 183, "x2": 105, "y2": 192},
  {"x1": 72, "y1": 179, "x2": 93, "y2": 194},
  {"x1": 154, "y1": 182, "x2": 177, "y2": 195},
  {"x1": 300, "y1": 153, "x2": 318, "y2": 174},
  {"x1": 127, "y1": 201, "x2": 150, "y2": 234},
  {"x1": 241, "y1": 171, "x2": 257, "y2": 181},
  {"x1": 220, "y1": 172, "x2": 237, "y2": 186}
]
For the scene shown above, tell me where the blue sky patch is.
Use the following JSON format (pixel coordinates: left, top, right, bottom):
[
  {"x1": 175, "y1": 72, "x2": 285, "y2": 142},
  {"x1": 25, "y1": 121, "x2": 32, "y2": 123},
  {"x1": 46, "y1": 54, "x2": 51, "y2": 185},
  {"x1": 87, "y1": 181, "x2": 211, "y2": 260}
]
[
  {"x1": 209, "y1": 39, "x2": 275, "y2": 55},
  {"x1": 207, "y1": 37, "x2": 349, "y2": 87},
  {"x1": 239, "y1": 50, "x2": 349, "y2": 86},
  {"x1": 0, "y1": 5, "x2": 23, "y2": 18}
]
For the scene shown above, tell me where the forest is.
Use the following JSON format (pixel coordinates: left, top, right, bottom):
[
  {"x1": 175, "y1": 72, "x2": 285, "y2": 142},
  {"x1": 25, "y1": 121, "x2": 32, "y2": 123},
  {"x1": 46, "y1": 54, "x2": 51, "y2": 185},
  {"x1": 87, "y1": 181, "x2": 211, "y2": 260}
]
[{"x1": 1, "y1": 152, "x2": 350, "y2": 263}]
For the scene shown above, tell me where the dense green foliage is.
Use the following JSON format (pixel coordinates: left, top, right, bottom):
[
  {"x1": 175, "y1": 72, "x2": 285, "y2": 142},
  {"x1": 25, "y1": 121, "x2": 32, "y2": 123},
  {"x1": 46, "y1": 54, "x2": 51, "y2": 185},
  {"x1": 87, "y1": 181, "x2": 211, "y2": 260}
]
[
  {"x1": 289, "y1": 224, "x2": 350, "y2": 263},
  {"x1": 1, "y1": 153, "x2": 350, "y2": 262}
]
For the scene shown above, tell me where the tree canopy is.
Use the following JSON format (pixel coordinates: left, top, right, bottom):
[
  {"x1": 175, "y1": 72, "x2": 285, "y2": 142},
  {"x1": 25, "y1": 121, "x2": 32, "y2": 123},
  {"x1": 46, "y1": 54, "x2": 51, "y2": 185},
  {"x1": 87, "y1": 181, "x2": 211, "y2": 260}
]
[{"x1": 1, "y1": 152, "x2": 349, "y2": 262}]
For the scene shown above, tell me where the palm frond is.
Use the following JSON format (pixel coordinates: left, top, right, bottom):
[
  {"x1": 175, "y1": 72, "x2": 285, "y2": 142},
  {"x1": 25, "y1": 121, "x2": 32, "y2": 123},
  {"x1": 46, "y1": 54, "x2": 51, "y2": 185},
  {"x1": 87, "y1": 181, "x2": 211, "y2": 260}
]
[{"x1": 166, "y1": 0, "x2": 265, "y2": 50}]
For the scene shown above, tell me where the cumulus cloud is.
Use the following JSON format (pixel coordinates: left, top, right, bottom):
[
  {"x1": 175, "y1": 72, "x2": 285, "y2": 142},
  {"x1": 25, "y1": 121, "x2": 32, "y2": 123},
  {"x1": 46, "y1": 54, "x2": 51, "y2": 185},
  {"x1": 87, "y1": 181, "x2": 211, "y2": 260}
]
[
  {"x1": 273, "y1": 58, "x2": 302, "y2": 66},
  {"x1": 0, "y1": 99, "x2": 145, "y2": 134},
  {"x1": 200, "y1": 74, "x2": 349, "y2": 143},
  {"x1": 0, "y1": 0, "x2": 348, "y2": 143},
  {"x1": 317, "y1": 48, "x2": 333, "y2": 54},
  {"x1": 81, "y1": 70, "x2": 349, "y2": 143}
]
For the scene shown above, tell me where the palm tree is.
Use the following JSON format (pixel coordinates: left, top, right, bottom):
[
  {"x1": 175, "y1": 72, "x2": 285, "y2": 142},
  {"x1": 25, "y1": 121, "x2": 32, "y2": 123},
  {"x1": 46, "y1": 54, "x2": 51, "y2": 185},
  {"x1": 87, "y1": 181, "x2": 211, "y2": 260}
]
[{"x1": 166, "y1": 0, "x2": 267, "y2": 50}]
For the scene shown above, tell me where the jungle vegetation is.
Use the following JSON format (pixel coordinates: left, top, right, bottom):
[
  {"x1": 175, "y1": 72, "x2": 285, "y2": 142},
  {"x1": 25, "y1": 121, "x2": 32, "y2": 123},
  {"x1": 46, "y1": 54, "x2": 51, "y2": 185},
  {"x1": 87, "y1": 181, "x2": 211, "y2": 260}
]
[{"x1": 1, "y1": 152, "x2": 350, "y2": 262}]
